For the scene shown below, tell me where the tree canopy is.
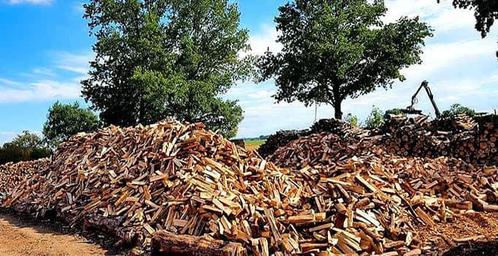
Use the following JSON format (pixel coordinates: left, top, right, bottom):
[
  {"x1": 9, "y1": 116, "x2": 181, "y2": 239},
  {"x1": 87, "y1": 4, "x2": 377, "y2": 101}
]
[
  {"x1": 258, "y1": 0, "x2": 432, "y2": 119},
  {"x1": 0, "y1": 131, "x2": 51, "y2": 164},
  {"x1": 450, "y1": 0, "x2": 498, "y2": 38},
  {"x1": 441, "y1": 103, "x2": 476, "y2": 119},
  {"x1": 43, "y1": 102, "x2": 100, "y2": 148},
  {"x1": 82, "y1": 0, "x2": 251, "y2": 138}
]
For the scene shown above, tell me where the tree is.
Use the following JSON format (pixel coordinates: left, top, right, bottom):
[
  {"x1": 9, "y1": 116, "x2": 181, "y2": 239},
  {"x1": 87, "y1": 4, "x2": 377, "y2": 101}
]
[
  {"x1": 448, "y1": 0, "x2": 498, "y2": 38},
  {"x1": 0, "y1": 131, "x2": 51, "y2": 164},
  {"x1": 81, "y1": 0, "x2": 251, "y2": 138},
  {"x1": 364, "y1": 106, "x2": 384, "y2": 129},
  {"x1": 43, "y1": 101, "x2": 100, "y2": 148},
  {"x1": 441, "y1": 103, "x2": 476, "y2": 119},
  {"x1": 258, "y1": 0, "x2": 432, "y2": 119},
  {"x1": 344, "y1": 113, "x2": 359, "y2": 128}
]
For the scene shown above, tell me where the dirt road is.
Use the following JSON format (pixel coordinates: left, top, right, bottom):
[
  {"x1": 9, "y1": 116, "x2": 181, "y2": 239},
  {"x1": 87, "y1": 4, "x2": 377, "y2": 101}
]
[{"x1": 0, "y1": 214, "x2": 108, "y2": 256}]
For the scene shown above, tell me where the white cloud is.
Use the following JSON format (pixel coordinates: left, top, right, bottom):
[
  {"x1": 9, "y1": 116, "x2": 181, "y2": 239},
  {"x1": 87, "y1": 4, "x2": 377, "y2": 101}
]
[
  {"x1": 0, "y1": 80, "x2": 80, "y2": 103},
  {"x1": 383, "y1": 0, "x2": 475, "y2": 34},
  {"x1": 5, "y1": 0, "x2": 52, "y2": 5},
  {"x1": 32, "y1": 67, "x2": 56, "y2": 77},
  {"x1": 403, "y1": 39, "x2": 496, "y2": 81},
  {"x1": 0, "y1": 51, "x2": 91, "y2": 103},
  {"x1": 54, "y1": 52, "x2": 93, "y2": 75},
  {"x1": 248, "y1": 24, "x2": 281, "y2": 55},
  {"x1": 0, "y1": 78, "x2": 22, "y2": 88}
]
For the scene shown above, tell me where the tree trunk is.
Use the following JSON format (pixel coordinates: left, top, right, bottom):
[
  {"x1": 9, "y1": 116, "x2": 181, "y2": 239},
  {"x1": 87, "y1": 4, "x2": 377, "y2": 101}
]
[{"x1": 334, "y1": 99, "x2": 343, "y2": 120}]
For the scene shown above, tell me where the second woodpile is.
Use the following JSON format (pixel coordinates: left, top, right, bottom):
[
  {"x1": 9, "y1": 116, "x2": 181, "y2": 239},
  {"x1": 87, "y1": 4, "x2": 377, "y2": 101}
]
[
  {"x1": 0, "y1": 119, "x2": 497, "y2": 255},
  {"x1": 258, "y1": 118, "x2": 368, "y2": 158},
  {"x1": 380, "y1": 114, "x2": 498, "y2": 165}
]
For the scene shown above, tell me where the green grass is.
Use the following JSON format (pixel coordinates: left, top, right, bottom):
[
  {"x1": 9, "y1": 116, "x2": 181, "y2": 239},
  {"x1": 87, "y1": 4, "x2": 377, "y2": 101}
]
[{"x1": 244, "y1": 139, "x2": 266, "y2": 151}]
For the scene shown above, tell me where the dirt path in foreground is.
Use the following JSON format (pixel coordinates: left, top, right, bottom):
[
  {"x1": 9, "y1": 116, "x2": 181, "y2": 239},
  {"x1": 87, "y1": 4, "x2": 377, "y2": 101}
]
[{"x1": 0, "y1": 214, "x2": 108, "y2": 256}]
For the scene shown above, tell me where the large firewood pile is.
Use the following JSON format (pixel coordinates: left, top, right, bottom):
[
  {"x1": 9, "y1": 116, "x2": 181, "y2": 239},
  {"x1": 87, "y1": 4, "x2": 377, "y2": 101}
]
[
  {"x1": 0, "y1": 120, "x2": 497, "y2": 255},
  {"x1": 271, "y1": 132, "x2": 498, "y2": 253}
]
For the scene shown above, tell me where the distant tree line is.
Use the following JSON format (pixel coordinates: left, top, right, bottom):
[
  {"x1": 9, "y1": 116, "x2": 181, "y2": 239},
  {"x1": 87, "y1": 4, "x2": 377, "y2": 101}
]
[
  {"x1": 0, "y1": 131, "x2": 50, "y2": 165},
  {"x1": 0, "y1": 102, "x2": 100, "y2": 164}
]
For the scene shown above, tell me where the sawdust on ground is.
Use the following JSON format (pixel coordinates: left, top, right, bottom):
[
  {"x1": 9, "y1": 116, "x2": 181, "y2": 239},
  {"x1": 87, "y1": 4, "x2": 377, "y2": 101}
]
[
  {"x1": 0, "y1": 213, "x2": 108, "y2": 256},
  {"x1": 418, "y1": 212, "x2": 498, "y2": 253}
]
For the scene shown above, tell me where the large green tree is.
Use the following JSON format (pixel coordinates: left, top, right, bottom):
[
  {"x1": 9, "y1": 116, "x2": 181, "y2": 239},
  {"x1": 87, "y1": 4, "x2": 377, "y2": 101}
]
[
  {"x1": 82, "y1": 0, "x2": 251, "y2": 138},
  {"x1": 43, "y1": 102, "x2": 100, "y2": 148},
  {"x1": 258, "y1": 0, "x2": 432, "y2": 119}
]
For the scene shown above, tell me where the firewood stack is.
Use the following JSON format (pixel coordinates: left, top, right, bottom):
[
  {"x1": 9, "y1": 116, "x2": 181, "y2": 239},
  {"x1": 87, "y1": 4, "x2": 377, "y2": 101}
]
[
  {"x1": 380, "y1": 114, "x2": 497, "y2": 165},
  {"x1": 0, "y1": 159, "x2": 48, "y2": 200},
  {"x1": 3, "y1": 120, "x2": 420, "y2": 255},
  {"x1": 0, "y1": 119, "x2": 497, "y2": 255},
  {"x1": 476, "y1": 115, "x2": 498, "y2": 164},
  {"x1": 269, "y1": 132, "x2": 371, "y2": 170},
  {"x1": 271, "y1": 132, "x2": 498, "y2": 252},
  {"x1": 259, "y1": 119, "x2": 369, "y2": 158},
  {"x1": 310, "y1": 118, "x2": 368, "y2": 137},
  {"x1": 257, "y1": 130, "x2": 305, "y2": 158}
]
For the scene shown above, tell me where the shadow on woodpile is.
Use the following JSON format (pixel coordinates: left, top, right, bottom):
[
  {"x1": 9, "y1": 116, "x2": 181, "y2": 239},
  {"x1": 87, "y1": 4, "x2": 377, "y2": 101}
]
[{"x1": 444, "y1": 240, "x2": 498, "y2": 256}]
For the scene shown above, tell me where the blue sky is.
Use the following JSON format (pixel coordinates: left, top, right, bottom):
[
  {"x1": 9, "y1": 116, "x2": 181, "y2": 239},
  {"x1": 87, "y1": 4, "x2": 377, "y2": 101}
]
[{"x1": 0, "y1": 0, "x2": 497, "y2": 143}]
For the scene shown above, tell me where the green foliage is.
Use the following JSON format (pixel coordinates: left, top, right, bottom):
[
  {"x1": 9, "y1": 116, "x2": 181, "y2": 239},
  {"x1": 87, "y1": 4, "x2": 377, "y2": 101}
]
[
  {"x1": 43, "y1": 101, "x2": 100, "y2": 148},
  {"x1": 441, "y1": 104, "x2": 476, "y2": 119},
  {"x1": 344, "y1": 114, "x2": 359, "y2": 128},
  {"x1": 0, "y1": 131, "x2": 51, "y2": 164},
  {"x1": 451, "y1": 0, "x2": 498, "y2": 38},
  {"x1": 365, "y1": 106, "x2": 385, "y2": 129},
  {"x1": 258, "y1": 0, "x2": 432, "y2": 119},
  {"x1": 82, "y1": 0, "x2": 251, "y2": 138}
]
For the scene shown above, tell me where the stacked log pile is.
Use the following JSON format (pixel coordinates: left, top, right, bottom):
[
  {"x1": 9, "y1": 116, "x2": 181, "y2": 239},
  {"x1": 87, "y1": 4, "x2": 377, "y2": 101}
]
[
  {"x1": 257, "y1": 130, "x2": 305, "y2": 158},
  {"x1": 380, "y1": 114, "x2": 497, "y2": 165},
  {"x1": 0, "y1": 159, "x2": 48, "y2": 199},
  {"x1": 310, "y1": 118, "x2": 368, "y2": 137},
  {"x1": 269, "y1": 132, "x2": 372, "y2": 170},
  {"x1": 264, "y1": 114, "x2": 497, "y2": 165},
  {"x1": 258, "y1": 119, "x2": 368, "y2": 158},
  {"x1": 475, "y1": 115, "x2": 498, "y2": 163},
  {"x1": 0, "y1": 120, "x2": 497, "y2": 255}
]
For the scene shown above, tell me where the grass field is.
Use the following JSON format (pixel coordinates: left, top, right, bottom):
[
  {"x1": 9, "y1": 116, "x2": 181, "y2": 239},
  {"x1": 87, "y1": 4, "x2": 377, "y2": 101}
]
[{"x1": 244, "y1": 139, "x2": 266, "y2": 151}]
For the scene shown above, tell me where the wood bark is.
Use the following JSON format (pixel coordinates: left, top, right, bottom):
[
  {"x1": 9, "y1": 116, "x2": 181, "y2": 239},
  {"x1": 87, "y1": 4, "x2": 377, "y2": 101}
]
[{"x1": 151, "y1": 231, "x2": 246, "y2": 256}]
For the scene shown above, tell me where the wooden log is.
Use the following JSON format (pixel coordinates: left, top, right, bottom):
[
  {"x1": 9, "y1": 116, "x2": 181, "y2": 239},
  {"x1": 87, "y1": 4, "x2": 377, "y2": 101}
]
[{"x1": 151, "y1": 231, "x2": 247, "y2": 256}]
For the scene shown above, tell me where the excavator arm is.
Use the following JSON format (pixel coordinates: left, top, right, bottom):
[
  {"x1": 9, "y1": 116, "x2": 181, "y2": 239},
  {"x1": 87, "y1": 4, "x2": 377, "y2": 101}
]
[{"x1": 404, "y1": 80, "x2": 441, "y2": 118}]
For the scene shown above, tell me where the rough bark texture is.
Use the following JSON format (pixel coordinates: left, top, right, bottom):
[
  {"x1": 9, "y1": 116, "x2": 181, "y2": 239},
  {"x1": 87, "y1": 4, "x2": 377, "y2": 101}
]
[
  {"x1": 334, "y1": 100, "x2": 343, "y2": 120},
  {"x1": 151, "y1": 231, "x2": 247, "y2": 256}
]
